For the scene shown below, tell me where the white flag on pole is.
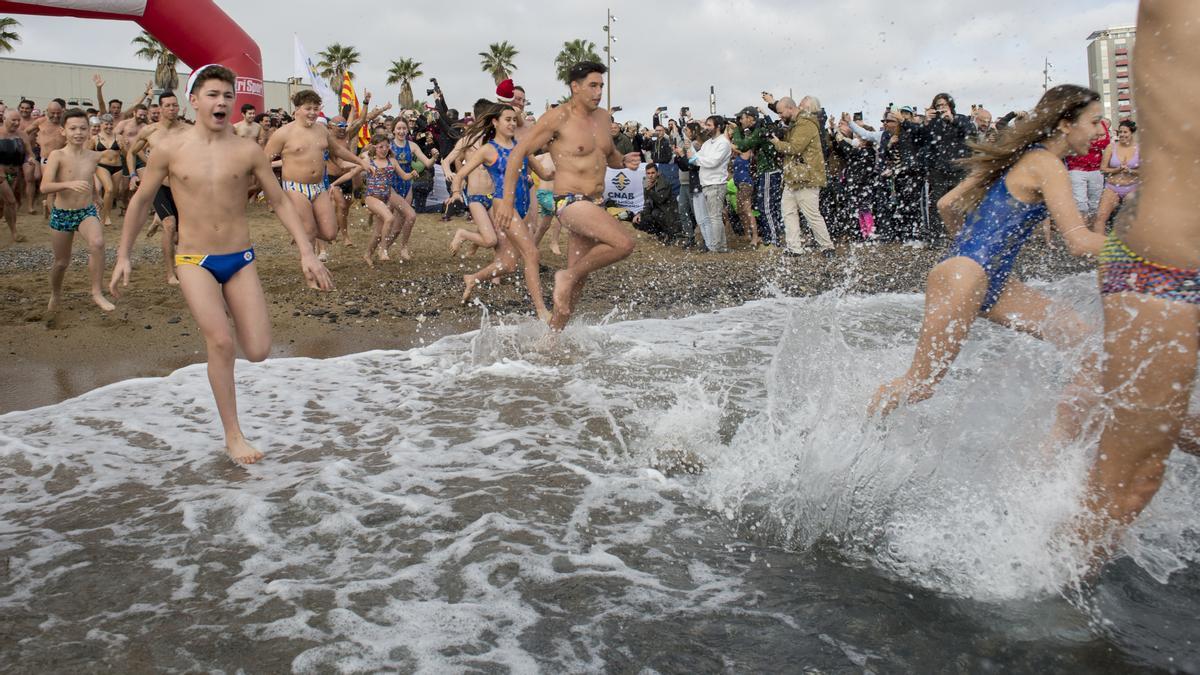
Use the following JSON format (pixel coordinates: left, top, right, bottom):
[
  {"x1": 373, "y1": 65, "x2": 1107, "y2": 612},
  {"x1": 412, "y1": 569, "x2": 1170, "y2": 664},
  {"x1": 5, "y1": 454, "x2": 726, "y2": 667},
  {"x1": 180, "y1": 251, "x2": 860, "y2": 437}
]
[{"x1": 293, "y1": 35, "x2": 339, "y2": 114}]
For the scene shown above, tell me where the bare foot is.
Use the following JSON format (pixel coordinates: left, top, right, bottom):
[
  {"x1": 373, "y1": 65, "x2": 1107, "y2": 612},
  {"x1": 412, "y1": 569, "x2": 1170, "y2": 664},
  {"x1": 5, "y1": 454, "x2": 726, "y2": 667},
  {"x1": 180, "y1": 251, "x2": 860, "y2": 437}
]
[
  {"x1": 550, "y1": 241, "x2": 562, "y2": 256},
  {"x1": 461, "y1": 275, "x2": 478, "y2": 304},
  {"x1": 44, "y1": 296, "x2": 61, "y2": 328},
  {"x1": 147, "y1": 220, "x2": 160, "y2": 238},
  {"x1": 342, "y1": 238, "x2": 354, "y2": 247},
  {"x1": 464, "y1": 242, "x2": 478, "y2": 258},
  {"x1": 92, "y1": 293, "x2": 116, "y2": 312},
  {"x1": 378, "y1": 249, "x2": 391, "y2": 261},
  {"x1": 550, "y1": 269, "x2": 575, "y2": 331},
  {"x1": 13, "y1": 233, "x2": 26, "y2": 243},
  {"x1": 104, "y1": 217, "x2": 113, "y2": 226},
  {"x1": 399, "y1": 247, "x2": 413, "y2": 261},
  {"x1": 224, "y1": 435, "x2": 264, "y2": 465},
  {"x1": 362, "y1": 252, "x2": 375, "y2": 269},
  {"x1": 167, "y1": 275, "x2": 180, "y2": 286},
  {"x1": 537, "y1": 307, "x2": 553, "y2": 324},
  {"x1": 449, "y1": 230, "x2": 465, "y2": 256}
]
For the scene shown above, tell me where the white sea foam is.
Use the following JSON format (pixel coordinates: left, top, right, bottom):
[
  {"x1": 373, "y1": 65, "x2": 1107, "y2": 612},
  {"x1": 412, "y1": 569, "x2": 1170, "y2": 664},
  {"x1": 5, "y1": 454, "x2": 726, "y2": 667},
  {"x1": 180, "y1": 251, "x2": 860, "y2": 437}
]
[{"x1": 0, "y1": 274, "x2": 1196, "y2": 671}]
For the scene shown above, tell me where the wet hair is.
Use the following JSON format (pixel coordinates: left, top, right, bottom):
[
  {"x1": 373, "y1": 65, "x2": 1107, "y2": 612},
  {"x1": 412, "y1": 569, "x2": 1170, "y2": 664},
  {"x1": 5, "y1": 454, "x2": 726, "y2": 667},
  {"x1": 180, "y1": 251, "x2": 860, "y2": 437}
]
[
  {"x1": 568, "y1": 61, "x2": 606, "y2": 84},
  {"x1": 292, "y1": 89, "x2": 322, "y2": 109},
  {"x1": 461, "y1": 103, "x2": 514, "y2": 147},
  {"x1": 62, "y1": 108, "x2": 89, "y2": 125},
  {"x1": 241, "y1": 103, "x2": 256, "y2": 114},
  {"x1": 158, "y1": 91, "x2": 177, "y2": 104},
  {"x1": 956, "y1": 84, "x2": 1100, "y2": 213},
  {"x1": 190, "y1": 65, "x2": 235, "y2": 95},
  {"x1": 1119, "y1": 119, "x2": 1137, "y2": 133},
  {"x1": 931, "y1": 92, "x2": 956, "y2": 114}
]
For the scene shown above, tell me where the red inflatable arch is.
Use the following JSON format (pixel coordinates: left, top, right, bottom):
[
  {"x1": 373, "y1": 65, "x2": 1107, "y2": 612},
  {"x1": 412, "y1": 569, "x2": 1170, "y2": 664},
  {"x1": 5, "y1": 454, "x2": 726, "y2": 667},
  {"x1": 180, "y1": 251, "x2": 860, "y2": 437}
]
[{"x1": 0, "y1": 0, "x2": 264, "y2": 113}]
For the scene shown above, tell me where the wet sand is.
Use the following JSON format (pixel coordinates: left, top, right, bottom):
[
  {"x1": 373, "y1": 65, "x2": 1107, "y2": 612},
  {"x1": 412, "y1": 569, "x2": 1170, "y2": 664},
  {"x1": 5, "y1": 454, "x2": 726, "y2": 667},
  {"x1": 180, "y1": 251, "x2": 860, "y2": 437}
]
[{"x1": 0, "y1": 203, "x2": 1090, "y2": 413}]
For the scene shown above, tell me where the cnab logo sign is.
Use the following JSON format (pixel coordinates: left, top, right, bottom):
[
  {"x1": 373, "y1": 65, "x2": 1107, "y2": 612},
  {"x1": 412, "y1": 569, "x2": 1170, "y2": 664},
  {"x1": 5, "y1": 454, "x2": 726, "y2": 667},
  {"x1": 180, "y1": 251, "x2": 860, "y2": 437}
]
[
  {"x1": 613, "y1": 172, "x2": 630, "y2": 191},
  {"x1": 236, "y1": 77, "x2": 264, "y2": 97}
]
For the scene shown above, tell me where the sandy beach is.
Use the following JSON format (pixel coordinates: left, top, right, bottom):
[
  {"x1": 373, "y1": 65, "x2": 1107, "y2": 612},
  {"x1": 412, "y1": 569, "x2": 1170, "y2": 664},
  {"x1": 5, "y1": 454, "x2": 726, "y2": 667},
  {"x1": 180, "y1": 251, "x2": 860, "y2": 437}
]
[{"x1": 0, "y1": 202, "x2": 1090, "y2": 413}]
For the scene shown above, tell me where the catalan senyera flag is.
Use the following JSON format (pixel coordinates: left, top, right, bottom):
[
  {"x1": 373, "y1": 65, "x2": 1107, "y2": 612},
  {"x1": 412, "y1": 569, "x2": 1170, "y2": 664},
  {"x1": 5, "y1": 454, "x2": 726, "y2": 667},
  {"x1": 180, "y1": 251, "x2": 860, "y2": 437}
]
[{"x1": 339, "y1": 73, "x2": 370, "y2": 149}]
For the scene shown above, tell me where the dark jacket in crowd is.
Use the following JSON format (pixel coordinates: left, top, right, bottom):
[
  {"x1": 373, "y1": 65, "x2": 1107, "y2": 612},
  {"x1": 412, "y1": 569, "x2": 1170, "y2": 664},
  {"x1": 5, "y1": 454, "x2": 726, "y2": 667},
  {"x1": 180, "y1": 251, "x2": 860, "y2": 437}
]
[
  {"x1": 916, "y1": 112, "x2": 976, "y2": 181},
  {"x1": 433, "y1": 93, "x2": 461, "y2": 157},
  {"x1": 648, "y1": 134, "x2": 675, "y2": 165},
  {"x1": 636, "y1": 174, "x2": 679, "y2": 241}
]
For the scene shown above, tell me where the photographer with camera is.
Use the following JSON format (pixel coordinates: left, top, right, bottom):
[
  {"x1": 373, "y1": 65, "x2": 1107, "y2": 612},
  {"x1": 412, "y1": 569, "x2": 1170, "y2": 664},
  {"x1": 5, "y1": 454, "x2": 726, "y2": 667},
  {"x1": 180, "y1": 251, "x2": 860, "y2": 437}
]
[
  {"x1": 733, "y1": 105, "x2": 782, "y2": 245},
  {"x1": 769, "y1": 96, "x2": 834, "y2": 257},
  {"x1": 915, "y1": 93, "x2": 976, "y2": 239}
]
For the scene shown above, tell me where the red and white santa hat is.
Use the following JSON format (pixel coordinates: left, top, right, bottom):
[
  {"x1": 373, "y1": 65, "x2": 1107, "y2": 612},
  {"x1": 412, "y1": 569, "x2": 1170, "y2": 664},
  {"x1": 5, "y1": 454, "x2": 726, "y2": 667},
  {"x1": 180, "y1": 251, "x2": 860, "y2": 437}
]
[{"x1": 496, "y1": 79, "x2": 516, "y2": 104}]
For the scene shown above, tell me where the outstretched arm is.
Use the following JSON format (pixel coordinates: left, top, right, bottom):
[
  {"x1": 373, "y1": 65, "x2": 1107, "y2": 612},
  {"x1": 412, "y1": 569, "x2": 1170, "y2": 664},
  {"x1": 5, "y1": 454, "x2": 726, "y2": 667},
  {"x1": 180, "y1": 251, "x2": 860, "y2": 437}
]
[
  {"x1": 1039, "y1": 158, "x2": 1105, "y2": 256},
  {"x1": 328, "y1": 130, "x2": 371, "y2": 172},
  {"x1": 93, "y1": 74, "x2": 106, "y2": 112},
  {"x1": 253, "y1": 151, "x2": 333, "y2": 290},
  {"x1": 493, "y1": 109, "x2": 562, "y2": 229},
  {"x1": 110, "y1": 144, "x2": 170, "y2": 295},
  {"x1": 449, "y1": 145, "x2": 493, "y2": 197}
]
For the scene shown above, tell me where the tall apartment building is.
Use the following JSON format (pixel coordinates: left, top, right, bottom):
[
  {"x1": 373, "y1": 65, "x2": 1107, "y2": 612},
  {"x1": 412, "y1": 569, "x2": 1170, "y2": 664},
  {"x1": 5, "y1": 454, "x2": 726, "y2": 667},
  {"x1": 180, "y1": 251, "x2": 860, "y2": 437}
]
[{"x1": 1086, "y1": 25, "x2": 1136, "y2": 122}]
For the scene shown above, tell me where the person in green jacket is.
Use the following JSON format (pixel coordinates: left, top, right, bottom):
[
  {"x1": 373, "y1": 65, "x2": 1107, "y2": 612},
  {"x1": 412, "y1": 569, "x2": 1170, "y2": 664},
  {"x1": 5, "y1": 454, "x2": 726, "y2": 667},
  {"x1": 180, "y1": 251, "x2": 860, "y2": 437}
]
[
  {"x1": 768, "y1": 96, "x2": 835, "y2": 257},
  {"x1": 733, "y1": 106, "x2": 782, "y2": 244}
]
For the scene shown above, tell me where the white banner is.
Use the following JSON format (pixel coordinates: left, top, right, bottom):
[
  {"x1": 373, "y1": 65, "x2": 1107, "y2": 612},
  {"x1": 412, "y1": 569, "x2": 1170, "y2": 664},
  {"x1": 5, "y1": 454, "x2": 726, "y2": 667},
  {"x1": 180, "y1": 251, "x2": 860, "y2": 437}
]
[
  {"x1": 605, "y1": 165, "x2": 646, "y2": 213},
  {"x1": 292, "y1": 35, "x2": 339, "y2": 115},
  {"x1": 9, "y1": 0, "x2": 146, "y2": 15}
]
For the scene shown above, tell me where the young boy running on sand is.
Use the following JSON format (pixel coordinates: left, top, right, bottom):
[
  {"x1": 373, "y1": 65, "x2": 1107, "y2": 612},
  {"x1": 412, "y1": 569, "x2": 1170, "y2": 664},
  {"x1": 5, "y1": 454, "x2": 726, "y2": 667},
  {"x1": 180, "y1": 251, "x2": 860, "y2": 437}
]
[
  {"x1": 110, "y1": 65, "x2": 334, "y2": 465},
  {"x1": 39, "y1": 108, "x2": 116, "y2": 316},
  {"x1": 264, "y1": 89, "x2": 372, "y2": 249}
]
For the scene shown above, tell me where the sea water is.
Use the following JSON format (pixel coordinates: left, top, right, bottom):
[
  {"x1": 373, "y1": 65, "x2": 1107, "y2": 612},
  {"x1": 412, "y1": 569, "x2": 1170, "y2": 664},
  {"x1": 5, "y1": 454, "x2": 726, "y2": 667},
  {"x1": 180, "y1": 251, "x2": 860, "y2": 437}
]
[{"x1": 1, "y1": 273, "x2": 1197, "y2": 673}]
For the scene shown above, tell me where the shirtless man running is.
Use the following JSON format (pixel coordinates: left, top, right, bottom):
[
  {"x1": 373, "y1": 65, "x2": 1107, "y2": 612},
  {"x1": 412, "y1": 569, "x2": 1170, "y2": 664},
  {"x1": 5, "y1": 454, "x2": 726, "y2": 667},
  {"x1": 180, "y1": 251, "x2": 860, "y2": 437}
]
[
  {"x1": 29, "y1": 99, "x2": 67, "y2": 215},
  {"x1": 110, "y1": 65, "x2": 333, "y2": 465},
  {"x1": 233, "y1": 103, "x2": 266, "y2": 146},
  {"x1": 493, "y1": 62, "x2": 637, "y2": 330},
  {"x1": 1080, "y1": 0, "x2": 1200, "y2": 567},
  {"x1": 127, "y1": 91, "x2": 186, "y2": 285},
  {"x1": 264, "y1": 89, "x2": 372, "y2": 247}
]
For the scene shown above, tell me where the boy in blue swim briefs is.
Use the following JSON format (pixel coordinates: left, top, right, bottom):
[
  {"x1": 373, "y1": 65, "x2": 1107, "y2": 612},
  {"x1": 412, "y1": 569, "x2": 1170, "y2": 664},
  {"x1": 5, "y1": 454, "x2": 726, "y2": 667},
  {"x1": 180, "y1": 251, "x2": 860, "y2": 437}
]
[
  {"x1": 39, "y1": 107, "x2": 115, "y2": 316},
  {"x1": 110, "y1": 65, "x2": 334, "y2": 465}
]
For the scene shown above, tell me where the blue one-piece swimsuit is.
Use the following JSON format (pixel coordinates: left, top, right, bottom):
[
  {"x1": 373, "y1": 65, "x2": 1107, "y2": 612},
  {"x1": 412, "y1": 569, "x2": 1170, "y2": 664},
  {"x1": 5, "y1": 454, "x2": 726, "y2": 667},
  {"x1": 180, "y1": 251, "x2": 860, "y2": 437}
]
[
  {"x1": 486, "y1": 140, "x2": 531, "y2": 219},
  {"x1": 945, "y1": 161, "x2": 1049, "y2": 312},
  {"x1": 390, "y1": 140, "x2": 413, "y2": 198}
]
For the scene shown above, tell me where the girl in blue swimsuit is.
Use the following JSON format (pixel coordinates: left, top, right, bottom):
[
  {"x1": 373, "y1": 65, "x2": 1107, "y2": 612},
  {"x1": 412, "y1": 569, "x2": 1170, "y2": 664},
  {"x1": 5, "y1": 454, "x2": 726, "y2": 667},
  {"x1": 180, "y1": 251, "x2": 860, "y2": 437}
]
[
  {"x1": 447, "y1": 103, "x2": 554, "y2": 319},
  {"x1": 871, "y1": 85, "x2": 1108, "y2": 423},
  {"x1": 381, "y1": 118, "x2": 436, "y2": 261}
]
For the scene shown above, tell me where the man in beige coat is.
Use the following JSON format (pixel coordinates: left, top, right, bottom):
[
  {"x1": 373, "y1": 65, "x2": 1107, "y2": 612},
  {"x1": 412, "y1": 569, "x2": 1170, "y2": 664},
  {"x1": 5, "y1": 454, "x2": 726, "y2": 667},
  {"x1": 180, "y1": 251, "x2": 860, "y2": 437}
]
[{"x1": 770, "y1": 96, "x2": 835, "y2": 257}]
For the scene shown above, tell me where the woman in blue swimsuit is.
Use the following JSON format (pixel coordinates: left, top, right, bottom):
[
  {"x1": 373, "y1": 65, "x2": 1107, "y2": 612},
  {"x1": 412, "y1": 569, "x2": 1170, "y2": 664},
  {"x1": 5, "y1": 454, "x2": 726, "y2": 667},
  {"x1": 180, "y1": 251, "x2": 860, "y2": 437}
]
[
  {"x1": 448, "y1": 103, "x2": 554, "y2": 319},
  {"x1": 382, "y1": 118, "x2": 436, "y2": 261},
  {"x1": 871, "y1": 85, "x2": 1108, "y2": 421}
]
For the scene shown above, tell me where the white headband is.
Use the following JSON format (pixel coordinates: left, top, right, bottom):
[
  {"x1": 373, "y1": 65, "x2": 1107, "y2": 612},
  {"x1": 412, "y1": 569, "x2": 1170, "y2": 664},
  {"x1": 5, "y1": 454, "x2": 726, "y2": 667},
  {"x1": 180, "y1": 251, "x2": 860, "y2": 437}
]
[{"x1": 187, "y1": 64, "x2": 227, "y2": 96}]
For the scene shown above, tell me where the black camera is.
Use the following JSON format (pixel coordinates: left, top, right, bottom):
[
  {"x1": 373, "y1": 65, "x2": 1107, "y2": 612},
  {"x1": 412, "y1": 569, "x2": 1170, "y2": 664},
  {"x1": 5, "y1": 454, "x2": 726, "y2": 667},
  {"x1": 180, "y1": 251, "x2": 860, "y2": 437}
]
[{"x1": 426, "y1": 77, "x2": 440, "y2": 96}]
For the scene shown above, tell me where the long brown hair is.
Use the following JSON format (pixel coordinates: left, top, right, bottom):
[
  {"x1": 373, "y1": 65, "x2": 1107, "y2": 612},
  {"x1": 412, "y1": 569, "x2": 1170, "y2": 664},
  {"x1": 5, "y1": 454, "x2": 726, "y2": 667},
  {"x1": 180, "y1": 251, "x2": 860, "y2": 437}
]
[
  {"x1": 461, "y1": 102, "x2": 513, "y2": 149},
  {"x1": 956, "y1": 84, "x2": 1100, "y2": 212}
]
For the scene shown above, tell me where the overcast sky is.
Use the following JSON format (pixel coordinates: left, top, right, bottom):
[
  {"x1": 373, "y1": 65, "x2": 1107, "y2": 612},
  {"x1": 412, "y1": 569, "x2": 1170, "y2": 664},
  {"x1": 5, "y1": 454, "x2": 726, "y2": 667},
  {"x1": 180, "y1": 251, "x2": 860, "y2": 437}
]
[{"x1": 7, "y1": 0, "x2": 1136, "y2": 123}]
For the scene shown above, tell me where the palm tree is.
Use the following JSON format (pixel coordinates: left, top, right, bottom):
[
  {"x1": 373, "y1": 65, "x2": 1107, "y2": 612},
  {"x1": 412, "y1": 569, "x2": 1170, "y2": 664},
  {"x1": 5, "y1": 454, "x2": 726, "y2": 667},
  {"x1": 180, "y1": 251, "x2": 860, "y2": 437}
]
[
  {"x1": 0, "y1": 17, "x2": 21, "y2": 53},
  {"x1": 479, "y1": 41, "x2": 518, "y2": 85},
  {"x1": 554, "y1": 39, "x2": 602, "y2": 85},
  {"x1": 386, "y1": 58, "x2": 424, "y2": 110},
  {"x1": 317, "y1": 43, "x2": 360, "y2": 95},
  {"x1": 131, "y1": 31, "x2": 178, "y2": 91}
]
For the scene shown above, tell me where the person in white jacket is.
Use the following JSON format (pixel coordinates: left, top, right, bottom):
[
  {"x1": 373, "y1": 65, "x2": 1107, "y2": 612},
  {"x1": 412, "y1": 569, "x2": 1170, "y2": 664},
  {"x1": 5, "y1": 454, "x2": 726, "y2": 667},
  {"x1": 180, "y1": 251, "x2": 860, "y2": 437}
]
[{"x1": 686, "y1": 115, "x2": 732, "y2": 252}]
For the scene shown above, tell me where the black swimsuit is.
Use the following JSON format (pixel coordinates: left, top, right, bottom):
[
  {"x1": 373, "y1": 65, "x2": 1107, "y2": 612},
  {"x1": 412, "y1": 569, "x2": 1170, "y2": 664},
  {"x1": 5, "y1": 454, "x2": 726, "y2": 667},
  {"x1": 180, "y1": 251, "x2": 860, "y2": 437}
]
[{"x1": 95, "y1": 137, "x2": 123, "y2": 175}]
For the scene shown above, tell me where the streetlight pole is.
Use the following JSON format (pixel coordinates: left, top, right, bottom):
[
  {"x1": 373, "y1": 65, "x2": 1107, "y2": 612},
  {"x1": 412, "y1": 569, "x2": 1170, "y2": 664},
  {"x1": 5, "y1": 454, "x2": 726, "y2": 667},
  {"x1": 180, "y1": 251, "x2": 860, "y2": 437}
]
[{"x1": 603, "y1": 9, "x2": 616, "y2": 111}]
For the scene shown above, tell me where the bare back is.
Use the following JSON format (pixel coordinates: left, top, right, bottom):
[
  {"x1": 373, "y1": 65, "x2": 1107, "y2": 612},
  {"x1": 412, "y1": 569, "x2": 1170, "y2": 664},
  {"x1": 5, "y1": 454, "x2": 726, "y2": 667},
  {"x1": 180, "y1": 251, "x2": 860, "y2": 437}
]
[
  {"x1": 548, "y1": 106, "x2": 616, "y2": 197},
  {"x1": 159, "y1": 131, "x2": 260, "y2": 255},
  {"x1": 1123, "y1": 0, "x2": 1200, "y2": 268}
]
